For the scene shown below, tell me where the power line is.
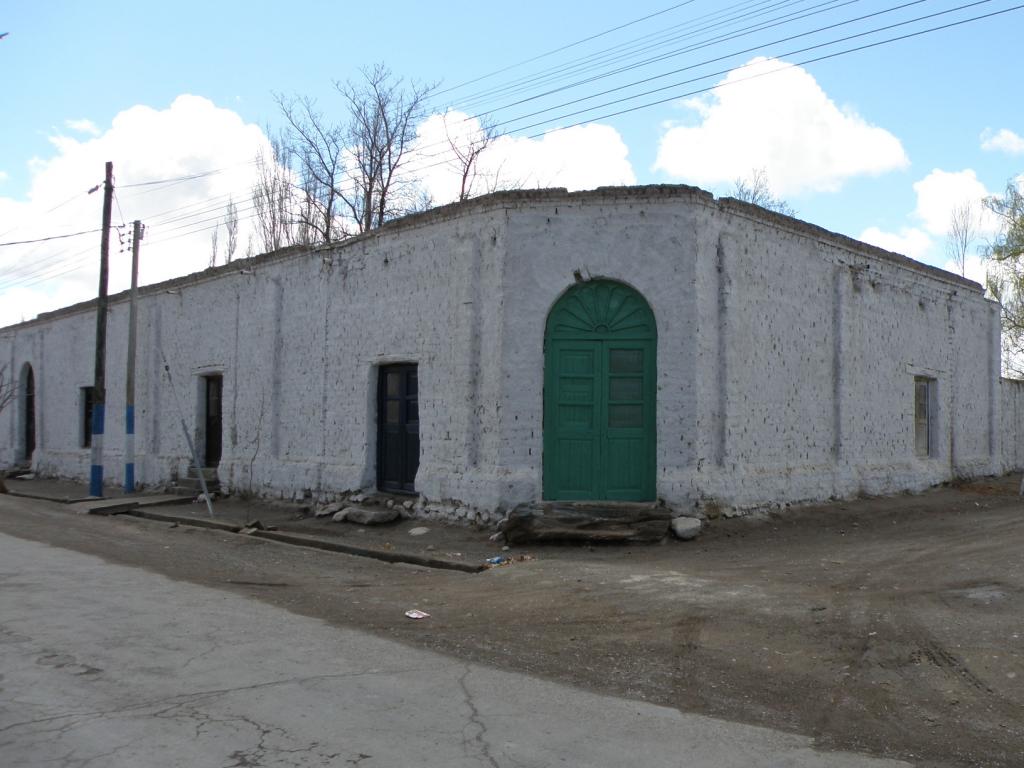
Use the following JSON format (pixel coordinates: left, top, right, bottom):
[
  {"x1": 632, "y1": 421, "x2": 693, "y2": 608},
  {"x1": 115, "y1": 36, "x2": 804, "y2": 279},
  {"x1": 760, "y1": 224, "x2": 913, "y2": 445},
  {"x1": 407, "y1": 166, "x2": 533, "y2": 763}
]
[
  {"x1": 452, "y1": 0, "x2": 848, "y2": 111},
  {"x1": 14, "y1": 3, "x2": 977, "y2": 243},
  {"x1": 117, "y1": 161, "x2": 257, "y2": 190},
  {"x1": 0, "y1": 243, "x2": 96, "y2": 292},
  {"x1": 491, "y1": 0, "x2": 983, "y2": 135},
  {"x1": 461, "y1": 0, "x2": 870, "y2": 117},
  {"x1": 0, "y1": 186, "x2": 99, "y2": 241},
  {"x1": 395, "y1": 0, "x2": 998, "y2": 172},
  {"x1": 0, "y1": 228, "x2": 102, "y2": 248},
  {"x1": 3, "y1": 1, "x2": 1020, "y2": 297},
  {"x1": 433, "y1": 0, "x2": 703, "y2": 98},
  {"x1": 520, "y1": 2, "x2": 1024, "y2": 138},
  {"x1": 42, "y1": 1, "x2": 1017, "y2": 255}
]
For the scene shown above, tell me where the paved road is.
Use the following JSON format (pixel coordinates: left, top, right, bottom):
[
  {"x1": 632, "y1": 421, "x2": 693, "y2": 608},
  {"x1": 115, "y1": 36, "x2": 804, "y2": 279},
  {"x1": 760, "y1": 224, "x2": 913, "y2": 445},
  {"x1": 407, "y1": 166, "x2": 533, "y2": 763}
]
[{"x1": 0, "y1": 531, "x2": 909, "y2": 768}]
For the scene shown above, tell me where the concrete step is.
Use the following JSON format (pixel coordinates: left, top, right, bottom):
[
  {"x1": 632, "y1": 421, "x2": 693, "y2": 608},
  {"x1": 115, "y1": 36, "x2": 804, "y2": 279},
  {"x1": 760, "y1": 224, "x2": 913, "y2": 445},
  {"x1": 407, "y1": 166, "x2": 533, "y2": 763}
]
[
  {"x1": 172, "y1": 472, "x2": 221, "y2": 497},
  {"x1": 186, "y1": 467, "x2": 220, "y2": 482}
]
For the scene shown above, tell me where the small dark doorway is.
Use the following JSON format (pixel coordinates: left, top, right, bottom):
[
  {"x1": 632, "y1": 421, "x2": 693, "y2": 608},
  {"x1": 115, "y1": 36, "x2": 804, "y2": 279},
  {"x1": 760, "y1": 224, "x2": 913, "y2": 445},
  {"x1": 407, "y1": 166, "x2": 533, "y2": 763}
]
[
  {"x1": 23, "y1": 364, "x2": 35, "y2": 464},
  {"x1": 377, "y1": 364, "x2": 419, "y2": 493},
  {"x1": 203, "y1": 375, "x2": 223, "y2": 468}
]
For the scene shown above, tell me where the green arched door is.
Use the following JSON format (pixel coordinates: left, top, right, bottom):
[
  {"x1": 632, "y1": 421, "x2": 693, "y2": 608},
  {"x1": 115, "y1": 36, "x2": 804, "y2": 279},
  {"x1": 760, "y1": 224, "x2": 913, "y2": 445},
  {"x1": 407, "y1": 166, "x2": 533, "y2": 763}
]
[{"x1": 543, "y1": 280, "x2": 656, "y2": 501}]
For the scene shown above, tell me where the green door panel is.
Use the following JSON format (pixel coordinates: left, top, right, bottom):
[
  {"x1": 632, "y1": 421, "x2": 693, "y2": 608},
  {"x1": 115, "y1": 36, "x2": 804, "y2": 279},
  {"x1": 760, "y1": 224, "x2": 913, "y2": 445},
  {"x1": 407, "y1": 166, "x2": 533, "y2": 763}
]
[{"x1": 543, "y1": 282, "x2": 656, "y2": 502}]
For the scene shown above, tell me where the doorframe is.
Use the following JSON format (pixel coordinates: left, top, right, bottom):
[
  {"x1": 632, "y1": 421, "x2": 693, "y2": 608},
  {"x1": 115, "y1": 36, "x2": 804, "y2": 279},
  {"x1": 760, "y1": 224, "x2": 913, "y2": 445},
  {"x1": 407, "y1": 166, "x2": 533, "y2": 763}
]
[
  {"x1": 376, "y1": 362, "x2": 419, "y2": 494},
  {"x1": 194, "y1": 370, "x2": 224, "y2": 469},
  {"x1": 542, "y1": 279, "x2": 657, "y2": 502},
  {"x1": 17, "y1": 362, "x2": 35, "y2": 465}
]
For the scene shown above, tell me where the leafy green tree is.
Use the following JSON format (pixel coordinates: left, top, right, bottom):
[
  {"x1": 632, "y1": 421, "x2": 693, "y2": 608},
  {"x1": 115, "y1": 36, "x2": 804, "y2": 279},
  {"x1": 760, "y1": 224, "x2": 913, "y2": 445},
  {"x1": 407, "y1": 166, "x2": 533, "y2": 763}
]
[{"x1": 984, "y1": 177, "x2": 1024, "y2": 377}]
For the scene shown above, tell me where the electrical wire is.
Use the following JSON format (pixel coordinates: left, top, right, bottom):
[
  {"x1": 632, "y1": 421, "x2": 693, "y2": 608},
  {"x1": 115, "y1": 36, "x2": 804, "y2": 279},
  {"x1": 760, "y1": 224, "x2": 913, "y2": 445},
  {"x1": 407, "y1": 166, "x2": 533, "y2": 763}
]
[
  {"x1": 452, "y1": 0, "x2": 851, "y2": 111},
  {"x1": 463, "y1": 0, "x2": 888, "y2": 118},
  {"x1": 59, "y1": 1, "x2": 1019, "y2": 253},
  {"x1": 393, "y1": 0, "x2": 1010, "y2": 172},
  {"x1": 3, "y1": 1, "x2": 1021, "y2": 296},
  {"x1": 0, "y1": 186, "x2": 99, "y2": 241},
  {"x1": 490, "y1": 0, "x2": 993, "y2": 136},
  {"x1": 0, "y1": 228, "x2": 102, "y2": 248},
  {"x1": 520, "y1": 2, "x2": 1024, "y2": 138},
  {"x1": 435, "y1": 0, "x2": 714, "y2": 97},
  {"x1": 117, "y1": 160, "x2": 257, "y2": 191}
]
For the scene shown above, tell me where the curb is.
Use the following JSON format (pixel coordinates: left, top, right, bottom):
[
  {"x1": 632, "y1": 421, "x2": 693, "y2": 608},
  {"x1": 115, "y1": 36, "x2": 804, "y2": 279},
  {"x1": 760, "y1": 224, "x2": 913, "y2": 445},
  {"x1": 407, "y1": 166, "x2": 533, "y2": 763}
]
[
  {"x1": 6, "y1": 490, "x2": 104, "y2": 503},
  {"x1": 250, "y1": 529, "x2": 486, "y2": 574},
  {"x1": 116, "y1": 508, "x2": 486, "y2": 574},
  {"x1": 121, "y1": 508, "x2": 243, "y2": 534}
]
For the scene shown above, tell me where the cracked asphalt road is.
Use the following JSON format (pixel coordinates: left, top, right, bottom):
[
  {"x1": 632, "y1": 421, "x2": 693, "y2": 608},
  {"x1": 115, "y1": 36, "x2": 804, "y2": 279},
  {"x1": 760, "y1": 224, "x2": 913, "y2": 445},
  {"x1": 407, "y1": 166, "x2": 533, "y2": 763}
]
[
  {"x1": 0, "y1": 519, "x2": 908, "y2": 767},
  {"x1": 1, "y1": 479, "x2": 1023, "y2": 767}
]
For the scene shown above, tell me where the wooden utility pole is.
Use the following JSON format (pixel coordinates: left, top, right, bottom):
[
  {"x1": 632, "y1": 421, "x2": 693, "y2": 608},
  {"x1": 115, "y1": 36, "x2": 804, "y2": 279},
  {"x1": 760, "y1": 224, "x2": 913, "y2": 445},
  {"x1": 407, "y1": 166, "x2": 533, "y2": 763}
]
[
  {"x1": 124, "y1": 219, "x2": 142, "y2": 492},
  {"x1": 89, "y1": 161, "x2": 113, "y2": 498}
]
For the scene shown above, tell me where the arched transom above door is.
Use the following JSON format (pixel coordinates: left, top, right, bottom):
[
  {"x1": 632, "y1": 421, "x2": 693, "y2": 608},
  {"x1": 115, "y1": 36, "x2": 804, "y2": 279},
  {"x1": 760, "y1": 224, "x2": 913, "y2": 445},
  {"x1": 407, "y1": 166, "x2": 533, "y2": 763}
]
[{"x1": 545, "y1": 280, "x2": 657, "y2": 341}]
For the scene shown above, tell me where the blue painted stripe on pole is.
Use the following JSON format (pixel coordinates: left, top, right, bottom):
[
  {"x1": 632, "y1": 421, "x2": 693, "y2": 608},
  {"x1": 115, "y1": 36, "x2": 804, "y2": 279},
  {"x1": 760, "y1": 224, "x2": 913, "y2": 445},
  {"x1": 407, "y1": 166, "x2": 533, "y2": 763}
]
[
  {"x1": 89, "y1": 404, "x2": 105, "y2": 497},
  {"x1": 89, "y1": 465, "x2": 103, "y2": 497},
  {"x1": 124, "y1": 405, "x2": 136, "y2": 493},
  {"x1": 91, "y1": 403, "x2": 105, "y2": 435}
]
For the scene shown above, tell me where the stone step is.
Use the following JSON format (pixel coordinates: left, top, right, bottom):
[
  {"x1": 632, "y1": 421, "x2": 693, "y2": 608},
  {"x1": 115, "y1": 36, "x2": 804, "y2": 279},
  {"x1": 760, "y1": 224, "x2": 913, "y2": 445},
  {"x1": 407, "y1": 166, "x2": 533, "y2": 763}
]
[
  {"x1": 172, "y1": 475, "x2": 221, "y2": 496},
  {"x1": 186, "y1": 466, "x2": 220, "y2": 482},
  {"x1": 501, "y1": 500, "x2": 670, "y2": 545}
]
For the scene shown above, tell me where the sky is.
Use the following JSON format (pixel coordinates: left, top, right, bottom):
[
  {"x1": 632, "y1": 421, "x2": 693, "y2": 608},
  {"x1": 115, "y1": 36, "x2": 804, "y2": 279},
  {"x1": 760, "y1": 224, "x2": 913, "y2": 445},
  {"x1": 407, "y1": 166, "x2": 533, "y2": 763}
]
[{"x1": 1, "y1": 0, "x2": 1023, "y2": 328}]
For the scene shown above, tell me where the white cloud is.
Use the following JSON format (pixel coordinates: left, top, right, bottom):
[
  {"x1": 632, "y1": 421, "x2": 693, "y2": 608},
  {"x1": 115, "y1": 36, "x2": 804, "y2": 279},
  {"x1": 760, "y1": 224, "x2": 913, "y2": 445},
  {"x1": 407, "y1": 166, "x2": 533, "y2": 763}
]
[
  {"x1": 912, "y1": 169, "x2": 996, "y2": 236},
  {"x1": 653, "y1": 57, "x2": 908, "y2": 195},
  {"x1": 0, "y1": 170, "x2": 8, "y2": 183},
  {"x1": 857, "y1": 169, "x2": 1002, "y2": 273},
  {"x1": 858, "y1": 226, "x2": 932, "y2": 261},
  {"x1": 414, "y1": 111, "x2": 635, "y2": 204},
  {"x1": 981, "y1": 128, "x2": 1024, "y2": 155},
  {"x1": 0, "y1": 95, "x2": 270, "y2": 328},
  {"x1": 0, "y1": 101, "x2": 637, "y2": 329},
  {"x1": 65, "y1": 119, "x2": 100, "y2": 136}
]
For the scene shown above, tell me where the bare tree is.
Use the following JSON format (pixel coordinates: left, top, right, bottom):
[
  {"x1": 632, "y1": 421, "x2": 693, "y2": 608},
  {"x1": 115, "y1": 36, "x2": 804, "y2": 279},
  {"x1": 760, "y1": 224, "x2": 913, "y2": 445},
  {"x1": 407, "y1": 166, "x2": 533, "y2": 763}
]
[
  {"x1": 0, "y1": 364, "x2": 15, "y2": 419},
  {"x1": 224, "y1": 198, "x2": 239, "y2": 264},
  {"x1": 275, "y1": 94, "x2": 346, "y2": 244},
  {"x1": 252, "y1": 131, "x2": 299, "y2": 253},
  {"x1": 272, "y1": 66, "x2": 436, "y2": 242},
  {"x1": 945, "y1": 201, "x2": 977, "y2": 278},
  {"x1": 731, "y1": 168, "x2": 796, "y2": 216},
  {"x1": 0, "y1": 363, "x2": 15, "y2": 493},
  {"x1": 336, "y1": 64, "x2": 436, "y2": 233},
  {"x1": 443, "y1": 111, "x2": 498, "y2": 202},
  {"x1": 209, "y1": 225, "x2": 219, "y2": 268}
]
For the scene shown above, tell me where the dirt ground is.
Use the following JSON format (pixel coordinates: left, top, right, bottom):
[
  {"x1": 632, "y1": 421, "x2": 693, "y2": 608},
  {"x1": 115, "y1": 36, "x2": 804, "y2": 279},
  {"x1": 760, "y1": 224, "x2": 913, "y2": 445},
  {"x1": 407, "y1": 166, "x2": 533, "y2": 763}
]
[{"x1": 1, "y1": 476, "x2": 1023, "y2": 767}]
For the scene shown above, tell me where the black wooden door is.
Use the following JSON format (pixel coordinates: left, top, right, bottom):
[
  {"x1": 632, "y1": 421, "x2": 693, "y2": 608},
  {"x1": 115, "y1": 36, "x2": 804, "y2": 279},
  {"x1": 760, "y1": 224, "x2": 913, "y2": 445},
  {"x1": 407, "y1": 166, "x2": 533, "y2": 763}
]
[
  {"x1": 377, "y1": 364, "x2": 419, "y2": 493},
  {"x1": 204, "y1": 375, "x2": 223, "y2": 467}
]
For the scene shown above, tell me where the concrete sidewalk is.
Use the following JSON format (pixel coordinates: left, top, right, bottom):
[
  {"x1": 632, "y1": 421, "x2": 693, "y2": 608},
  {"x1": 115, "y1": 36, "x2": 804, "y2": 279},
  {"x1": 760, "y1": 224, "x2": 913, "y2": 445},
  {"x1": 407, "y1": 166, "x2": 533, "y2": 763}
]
[{"x1": 2, "y1": 476, "x2": 510, "y2": 572}]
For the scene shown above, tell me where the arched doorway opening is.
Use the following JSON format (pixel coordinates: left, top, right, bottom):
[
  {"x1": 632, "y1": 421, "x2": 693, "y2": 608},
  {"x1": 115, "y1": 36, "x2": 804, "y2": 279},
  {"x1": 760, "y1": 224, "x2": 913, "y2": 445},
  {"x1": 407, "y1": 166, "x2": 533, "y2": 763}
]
[
  {"x1": 543, "y1": 280, "x2": 656, "y2": 501},
  {"x1": 20, "y1": 363, "x2": 35, "y2": 465}
]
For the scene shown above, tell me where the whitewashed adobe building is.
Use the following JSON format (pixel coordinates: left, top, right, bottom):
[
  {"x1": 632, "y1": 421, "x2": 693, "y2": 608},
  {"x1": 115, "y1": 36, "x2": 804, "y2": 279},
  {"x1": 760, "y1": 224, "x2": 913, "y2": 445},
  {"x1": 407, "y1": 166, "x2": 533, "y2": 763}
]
[{"x1": 3, "y1": 185, "x2": 1023, "y2": 520}]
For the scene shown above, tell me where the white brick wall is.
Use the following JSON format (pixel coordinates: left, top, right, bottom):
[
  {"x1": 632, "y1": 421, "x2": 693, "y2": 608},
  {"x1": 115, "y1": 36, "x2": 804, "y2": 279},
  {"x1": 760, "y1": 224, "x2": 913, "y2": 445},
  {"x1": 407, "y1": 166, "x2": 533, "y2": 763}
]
[
  {"x1": 1000, "y1": 377, "x2": 1024, "y2": 472},
  {"x1": 0, "y1": 186, "x2": 1016, "y2": 519}
]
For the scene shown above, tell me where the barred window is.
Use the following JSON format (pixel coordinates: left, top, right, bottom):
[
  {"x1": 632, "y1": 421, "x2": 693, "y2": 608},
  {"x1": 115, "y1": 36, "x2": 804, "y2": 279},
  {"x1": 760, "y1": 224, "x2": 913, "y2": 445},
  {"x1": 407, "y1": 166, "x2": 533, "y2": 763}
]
[
  {"x1": 81, "y1": 387, "x2": 95, "y2": 448},
  {"x1": 914, "y1": 377, "x2": 933, "y2": 457}
]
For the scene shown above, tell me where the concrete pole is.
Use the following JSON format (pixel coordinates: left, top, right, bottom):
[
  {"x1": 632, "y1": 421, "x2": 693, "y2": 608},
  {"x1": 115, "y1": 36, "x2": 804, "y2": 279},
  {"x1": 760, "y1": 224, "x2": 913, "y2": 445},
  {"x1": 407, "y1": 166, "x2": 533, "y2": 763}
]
[
  {"x1": 89, "y1": 162, "x2": 113, "y2": 498},
  {"x1": 124, "y1": 220, "x2": 142, "y2": 492}
]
